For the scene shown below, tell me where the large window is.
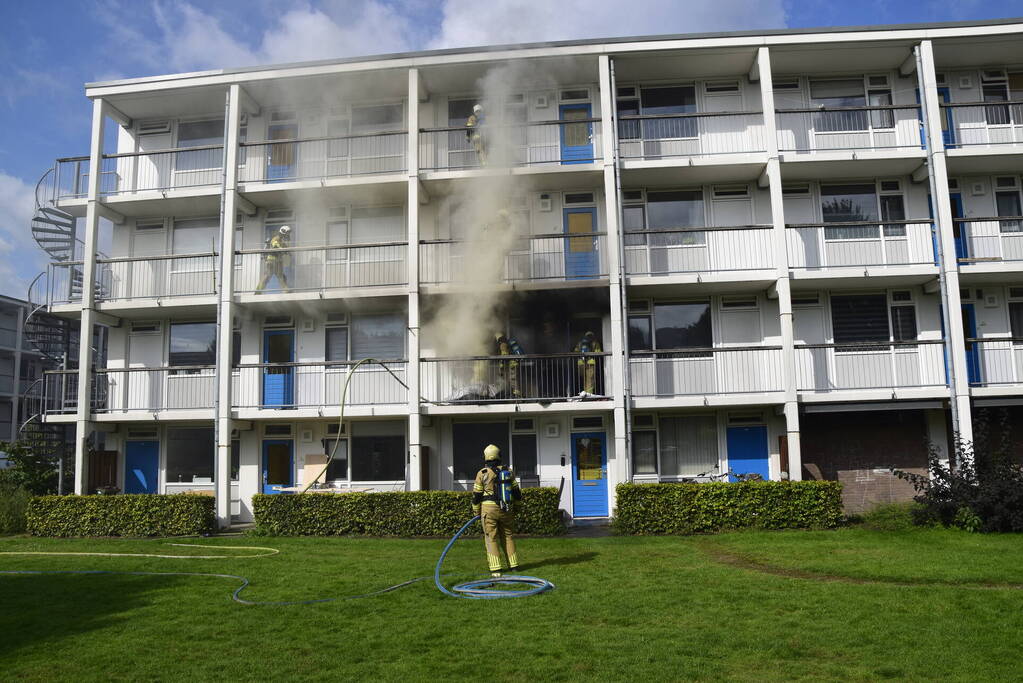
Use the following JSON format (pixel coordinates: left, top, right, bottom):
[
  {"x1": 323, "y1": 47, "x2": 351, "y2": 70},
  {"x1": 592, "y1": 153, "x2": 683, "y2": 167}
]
[
  {"x1": 351, "y1": 104, "x2": 403, "y2": 133},
  {"x1": 177, "y1": 119, "x2": 223, "y2": 171},
  {"x1": 321, "y1": 437, "x2": 349, "y2": 481},
  {"x1": 166, "y1": 427, "x2": 214, "y2": 483},
  {"x1": 325, "y1": 325, "x2": 349, "y2": 362},
  {"x1": 658, "y1": 415, "x2": 718, "y2": 477},
  {"x1": 351, "y1": 435, "x2": 404, "y2": 481},
  {"x1": 511, "y1": 433, "x2": 538, "y2": 477},
  {"x1": 831, "y1": 294, "x2": 890, "y2": 345},
  {"x1": 996, "y1": 185, "x2": 1022, "y2": 233},
  {"x1": 653, "y1": 302, "x2": 712, "y2": 350},
  {"x1": 350, "y1": 313, "x2": 405, "y2": 360},
  {"x1": 169, "y1": 322, "x2": 216, "y2": 367},
  {"x1": 640, "y1": 86, "x2": 697, "y2": 139},
  {"x1": 453, "y1": 422, "x2": 509, "y2": 481},
  {"x1": 351, "y1": 206, "x2": 403, "y2": 244},
  {"x1": 172, "y1": 217, "x2": 219, "y2": 254},
  {"x1": 624, "y1": 190, "x2": 705, "y2": 247},
  {"x1": 631, "y1": 430, "x2": 658, "y2": 475},
  {"x1": 821, "y1": 184, "x2": 878, "y2": 239}
]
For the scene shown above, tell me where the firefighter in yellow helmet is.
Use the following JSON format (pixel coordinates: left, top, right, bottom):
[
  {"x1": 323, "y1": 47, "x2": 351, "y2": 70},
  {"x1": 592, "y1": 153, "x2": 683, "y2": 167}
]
[
  {"x1": 256, "y1": 225, "x2": 292, "y2": 292},
  {"x1": 465, "y1": 103, "x2": 487, "y2": 166},
  {"x1": 574, "y1": 330, "x2": 602, "y2": 395},
  {"x1": 472, "y1": 444, "x2": 522, "y2": 576}
]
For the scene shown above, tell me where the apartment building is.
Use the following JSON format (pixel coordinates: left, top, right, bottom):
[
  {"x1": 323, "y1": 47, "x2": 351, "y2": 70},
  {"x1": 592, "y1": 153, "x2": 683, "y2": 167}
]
[{"x1": 30, "y1": 19, "x2": 1023, "y2": 525}]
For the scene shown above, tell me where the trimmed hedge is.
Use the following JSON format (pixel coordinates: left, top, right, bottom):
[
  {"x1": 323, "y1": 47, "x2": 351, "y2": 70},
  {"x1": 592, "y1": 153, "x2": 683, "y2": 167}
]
[
  {"x1": 252, "y1": 487, "x2": 565, "y2": 537},
  {"x1": 613, "y1": 481, "x2": 843, "y2": 535},
  {"x1": 27, "y1": 494, "x2": 216, "y2": 537}
]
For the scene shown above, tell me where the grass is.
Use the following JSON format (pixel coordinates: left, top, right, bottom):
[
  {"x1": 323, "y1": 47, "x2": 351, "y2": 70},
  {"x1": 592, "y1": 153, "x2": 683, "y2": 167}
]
[{"x1": 2, "y1": 528, "x2": 1023, "y2": 681}]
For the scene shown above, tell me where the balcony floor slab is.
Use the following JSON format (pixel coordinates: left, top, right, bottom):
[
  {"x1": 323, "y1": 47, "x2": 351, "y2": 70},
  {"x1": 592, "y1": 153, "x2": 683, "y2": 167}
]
[
  {"x1": 233, "y1": 405, "x2": 409, "y2": 420},
  {"x1": 789, "y1": 265, "x2": 939, "y2": 289},
  {"x1": 420, "y1": 164, "x2": 602, "y2": 193},
  {"x1": 778, "y1": 149, "x2": 926, "y2": 181},
  {"x1": 423, "y1": 399, "x2": 613, "y2": 416},
  {"x1": 798, "y1": 386, "x2": 949, "y2": 403},
  {"x1": 631, "y1": 392, "x2": 785, "y2": 410},
  {"x1": 946, "y1": 146, "x2": 1023, "y2": 175},
  {"x1": 239, "y1": 174, "x2": 408, "y2": 207}
]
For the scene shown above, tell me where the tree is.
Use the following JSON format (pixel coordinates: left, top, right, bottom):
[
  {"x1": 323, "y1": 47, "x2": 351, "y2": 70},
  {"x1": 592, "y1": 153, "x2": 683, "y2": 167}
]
[{"x1": 0, "y1": 441, "x2": 59, "y2": 496}]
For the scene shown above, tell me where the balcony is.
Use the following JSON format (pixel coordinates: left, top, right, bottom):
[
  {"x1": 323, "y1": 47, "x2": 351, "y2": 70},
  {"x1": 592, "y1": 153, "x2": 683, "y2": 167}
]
[
  {"x1": 55, "y1": 147, "x2": 224, "y2": 200},
  {"x1": 418, "y1": 118, "x2": 601, "y2": 171},
  {"x1": 420, "y1": 233, "x2": 608, "y2": 286},
  {"x1": 237, "y1": 131, "x2": 407, "y2": 184},
  {"x1": 624, "y1": 225, "x2": 774, "y2": 278},
  {"x1": 234, "y1": 361, "x2": 408, "y2": 409},
  {"x1": 421, "y1": 353, "x2": 610, "y2": 404},
  {"x1": 42, "y1": 367, "x2": 216, "y2": 415},
  {"x1": 941, "y1": 101, "x2": 1023, "y2": 149},
  {"x1": 629, "y1": 347, "x2": 784, "y2": 398},
  {"x1": 234, "y1": 243, "x2": 407, "y2": 295},
  {"x1": 956, "y1": 217, "x2": 1023, "y2": 265},
  {"x1": 617, "y1": 111, "x2": 767, "y2": 161},
  {"x1": 787, "y1": 221, "x2": 936, "y2": 272},
  {"x1": 794, "y1": 340, "x2": 947, "y2": 396},
  {"x1": 966, "y1": 338, "x2": 1023, "y2": 390},
  {"x1": 776, "y1": 104, "x2": 922, "y2": 154}
]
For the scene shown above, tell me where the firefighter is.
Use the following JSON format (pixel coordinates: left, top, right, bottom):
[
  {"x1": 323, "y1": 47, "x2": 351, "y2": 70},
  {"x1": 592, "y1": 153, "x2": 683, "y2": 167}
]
[
  {"x1": 472, "y1": 444, "x2": 521, "y2": 576},
  {"x1": 496, "y1": 332, "x2": 524, "y2": 398},
  {"x1": 574, "y1": 330, "x2": 602, "y2": 395},
  {"x1": 465, "y1": 103, "x2": 487, "y2": 166},
  {"x1": 256, "y1": 225, "x2": 292, "y2": 292}
]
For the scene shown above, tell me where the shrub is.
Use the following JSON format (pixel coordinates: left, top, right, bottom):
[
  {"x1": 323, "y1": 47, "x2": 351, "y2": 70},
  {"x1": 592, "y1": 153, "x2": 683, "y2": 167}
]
[
  {"x1": 0, "y1": 441, "x2": 58, "y2": 495},
  {"x1": 0, "y1": 481, "x2": 31, "y2": 534},
  {"x1": 612, "y1": 481, "x2": 843, "y2": 535},
  {"x1": 858, "y1": 502, "x2": 922, "y2": 531},
  {"x1": 252, "y1": 487, "x2": 564, "y2": 537},
  {"x1": 27, "y1": 494, "x2": 216, "y2": 537}
]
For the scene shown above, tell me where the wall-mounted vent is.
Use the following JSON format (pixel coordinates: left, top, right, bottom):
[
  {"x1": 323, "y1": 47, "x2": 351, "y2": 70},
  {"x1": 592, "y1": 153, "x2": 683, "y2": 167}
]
[
  {"x1": 263, "y1": 315, "x2": 293, "y2": 327},
  {"x1": 264, "y1": 424, "x2": 293, "y2": 436},
  {"x1": 560, "y1": 89, "x2": 589, "y2": 102},
  {"x1": 564, "y1": 192, "x2": 594, "y2": 205},
  {"x1": 512, "y1": 418, "x2": 535, "y2": 432},
  {"x1": 135, "y1": 219, "x2": 164, "y2": 231},
  {"x1": 705, "y1": 81, "x2": 740, "y2": 93},
  {"x1": 572, "y1": 416, "x2": 604, "y2": 430},
  {"x1": 130, "y1": 321, "x2": 162, "y2": 334},
  {"x1": 326, "y1": 311, "x2": 348, "y2": 323},
  {"x1": 137, "y1": 120, "x2": 171, "y2": 135}
]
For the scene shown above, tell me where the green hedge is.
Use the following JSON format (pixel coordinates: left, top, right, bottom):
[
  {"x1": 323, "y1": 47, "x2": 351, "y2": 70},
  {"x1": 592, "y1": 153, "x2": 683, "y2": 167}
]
[
  {"x1": 0, "y1": 482, "x2": 30, "y2": 534},
  {"x1": 252, "y1": 487, "x2": 565, "y2": 537},
  {"x1": 27, "y1": 494, "x2": 216, "y2": 537},
  {"x1": 613, "y1": 481, "x2": 843, "y2": 535}
]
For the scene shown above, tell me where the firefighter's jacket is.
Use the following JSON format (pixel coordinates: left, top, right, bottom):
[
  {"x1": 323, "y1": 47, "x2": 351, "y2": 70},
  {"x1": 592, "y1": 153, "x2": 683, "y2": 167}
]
[{"x1": 472, "y1": 465, "x2": 522, "y2": 516}]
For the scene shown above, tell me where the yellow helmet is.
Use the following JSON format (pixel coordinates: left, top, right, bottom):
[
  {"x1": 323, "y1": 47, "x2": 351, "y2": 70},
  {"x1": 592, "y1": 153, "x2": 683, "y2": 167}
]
[{"x1": 484, "y1": 444, "x2": 501, "y2": 461}]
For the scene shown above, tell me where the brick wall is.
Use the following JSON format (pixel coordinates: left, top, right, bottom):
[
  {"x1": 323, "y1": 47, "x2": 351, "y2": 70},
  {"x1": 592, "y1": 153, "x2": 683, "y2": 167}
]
[{"x1": 800, "y1": 410, "x2": 930, "y2": 515}]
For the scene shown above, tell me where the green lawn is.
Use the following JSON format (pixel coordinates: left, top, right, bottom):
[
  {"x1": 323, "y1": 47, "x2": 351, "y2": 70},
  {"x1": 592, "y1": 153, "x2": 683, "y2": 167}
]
[{"x1": 2, "y1": 528, "x2": 1022, "y2": 681}]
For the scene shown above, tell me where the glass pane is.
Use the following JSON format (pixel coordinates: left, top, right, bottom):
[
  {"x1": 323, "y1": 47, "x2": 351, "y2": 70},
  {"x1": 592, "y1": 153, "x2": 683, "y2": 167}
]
[
  {"x1": 351, "y1": 435, "x2": 404, "y2": 481},
  {"x1": 640, "y1": 86, "x2": 696, "y2": 139},
  {"x1": 322, "y1": 439, "x2": 349, "y2": 481},
  {"x1": 325, "y1": 327, "x2": 349, "y2": 362},
  {"x1": 567, "y1": 211, "x2": 594, "y2": 252},
  {"x1": 881, "y1": 195, "x2": 906, "y2": 236},
  {"x1": 822, "y1": 184, "x2": 878, "y2": 239},
  {"x1": 632, "y1": 431, "x2": 657, "y2": 475},
  {"x1": 265, "y1": 443, "x2": 291, "y2": 485},
  {"x1": 654, "y1": 302, "x2": 711, "y2": 349},
  {"x1": 512, "y1": 433, "x2": 537, "y2": 477},
  {"x1": 562, "y1": 108, "x2": 590, "y2": 147},
  {"x1": 996, "y1": 192, "x2": 1022, "y2": 233},
  {"x1": 351, "y1": 206, "x2": 403, "y2": 243},
  {"x1": 628, "y1": 316, "x2": 651, "y2": 350},
  {"x1": 891, "y1": 306, "x2": 918, "y2": 342},
  {"x1": 868, "y1": 90, "x2": 894, "y2": 128},
  {"x1": 167, "y1": 428, "x2": 214, "y2": 483},
  {"x1": 351, "y1": 314, "x2": 404, "y2": 360},
  {"x1": 172, "y1": 218, "x2": 219, "y2": 254},
  {"x1": 1009, "y1": 302, "x2": 1023, "y2": 338},
  {"x1": 617, "y1": 99, "x2": 640, "y2": 139},
  {"x1": 646, "y1": 191, "x2": 704, "y2": 228},
  {"x1": 575, "y1": 436, "x2": 604, "y2": 480},
  {"x1": 178, "y1": 120, "x2": 223, "y2": 147},
  {"x1": 266, "y1": 333, "x2": 293, "y2": 363},
  {"x1": 351, "y1": 104, "x2": 403, "y2": 132},
  {"x1": 169, "y1": 323, "x2": 216, "y2": 366},
  {"x1": 452, "y1": 422, "x2": 508, "y2": 481},
  {"x1": 658, "y1": 416, "x2": 717, "y2": 477},
  {"x1": 810, "y1": 79, "x2": 867, "y2": 131},
  {"x1": 831, "y1": 294, "x2": 889, "y2": 344}
]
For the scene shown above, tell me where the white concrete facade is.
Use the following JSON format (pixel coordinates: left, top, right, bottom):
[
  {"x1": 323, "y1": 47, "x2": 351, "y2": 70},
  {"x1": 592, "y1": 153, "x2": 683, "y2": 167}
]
[{"x1": 33, "y1": 20, "x2": 1023, "y2": 525}]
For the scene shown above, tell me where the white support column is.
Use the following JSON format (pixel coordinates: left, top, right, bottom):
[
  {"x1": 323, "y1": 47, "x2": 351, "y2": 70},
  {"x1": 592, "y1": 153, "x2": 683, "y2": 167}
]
[
  {"x1": 74, "y1": 98, "x2": 106, "y2": 495},
  {"x1": 215, "y1": 84, "x2": 243, "y2": 526},
  {"x1": 406, "y1": 67, "x2": 423, "y2": 491},
  {"x1": 599, "y1": 55, "x2": 628, "y2": 505},
  {"x1": 918, "y1": 40, "x2": 973, "y2": 451},
  {"x1": 757, "y1": 47, "x2": 802, "y2": 480}
]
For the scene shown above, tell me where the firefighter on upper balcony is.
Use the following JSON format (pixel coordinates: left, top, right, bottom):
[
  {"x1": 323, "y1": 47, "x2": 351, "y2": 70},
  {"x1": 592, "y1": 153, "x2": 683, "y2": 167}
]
[
  {"x1": 465, "y1": 103, "x2": 487, "y2": 166},
  {"x1": 256, "y1": 225, "x2": 292, "y2": 293}
]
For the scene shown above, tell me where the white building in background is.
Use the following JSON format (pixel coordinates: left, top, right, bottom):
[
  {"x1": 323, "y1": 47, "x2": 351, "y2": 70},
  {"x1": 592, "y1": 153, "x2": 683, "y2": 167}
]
[{"x1": 29, "y1": 18, "x2": 1023, "y2": 524}]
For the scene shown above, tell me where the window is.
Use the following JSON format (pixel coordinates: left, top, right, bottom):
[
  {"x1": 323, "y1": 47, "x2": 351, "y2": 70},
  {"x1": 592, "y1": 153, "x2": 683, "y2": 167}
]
[
  {"x1": 830, "y1": 294, "x2": 889, "y2": 346},
  {"x1": 351, "y1": 206, "x2": 403, "y2": 244},
  {"x1": 351, "y1": 435, "x2": 404, "y2": 481},
  {"x1": 169, "y1": 322, "x2": 216, "y2": 367},
  {"x1": 880, "y1": 194, "x2": 907, "y2": 237},
  {"x1": 982, "y1": 73, "x2": 1010, "y2": 125},
  {"x1": 639, "y1": 86, "x2": 697, "y2": 139},
  {"x1": 177, "y1": 119, "x2": 223, "y2": 172},
  {"x1": 632, "y1": 430, "x2": 658, "y2": 475},
  {"x1": 646, "y1": 190, "x2": 705, "y2": 246},
  {"x1": 654, "y1": 302, "x2": 712, "y2": 350},
  {"x1": 166, "y1": 428, "x2": 214, "y2": 483},
  {"x1": 810, "y1": 79, "x2": 868, "y2": 131},
  {"x1": 351, "y1": 104, "x2": 403, "y2": 133},
  {"x1": 890, "y1": 304, "x2": 918, "y2": 343},
  {"x1": 616, "y1": 91, "x2": 640, "y2": 140},
  {"x1": 658, "y1": 415, "x2": 718, "y2": 477},
  {"x1": 325, "y1": 325, "x2": 349, "y2": 362},
  {"x1": 996, "y1": 189, "x2": 1022, "y2": 233},
  {"x1": 172, "y1": 218, "x2": 219, "y2": 255},
  {"x1": 1009, "y1": 298, "x2": 1023, "y2": 343},
  {"x1": 351, "y1": 313, "x2": 404, "y2": 360},
  {"x1": 321, "y1": 437, "x2": 349, "y2": 481},
  {"x1": 232, "y1": 330, "x2": 241, "y2": 367},
  {"x1": 453, "y1": 422, "x2": 508, "y2": 481},
  {"x1": 622, "y1": 202, "x2": 646, "y2": 246},
  {"x1": 867, "y1": 80, "x2": 894, "y2": 129},
  {"x1": 821, "y1": 184, "x2": 878, "y2": 239},
  {"x1": 628, "y1": 314, "x2": 651, "y2": 350},
  {"x1": 511, "y1": 433, "x2": 537, "y2": 477},
  {"x1": 231, "y1": 439, "x2": 240, "y2": 481}
]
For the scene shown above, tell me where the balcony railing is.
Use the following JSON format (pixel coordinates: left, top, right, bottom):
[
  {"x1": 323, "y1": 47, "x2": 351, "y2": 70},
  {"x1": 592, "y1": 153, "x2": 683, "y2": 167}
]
[
  {"x1": 48, "y1": 261, "x2": 105, "y2": 306},
  {"x1": 234, "y1": 361, "x2": 408, "y2": 408},
  {"x1": 96, "y1": 367, "x2": 216, "y2": 413},
  {"x1": 629, "y1": 347, "x2": 784, "y2": 397},
  {"x1": 420, "y1": 234, "x2": 608, "y2": 284},
  {"x1": 421, "y1": 353, "x2": 610, "y2": 403},
  {"x1": 617, "y1": 111, "x2": 766, "y2": 159},
  {"x1": 238, "y1": 131, "x2": 407, "y2": 183},
  {"x1": 98, "y1": 253, "x2": 219, "y2": 301},
  {"x1": 41, "y1": 371, "x2": 79, "y2": 414},
  {"x1": 234, "y1": 243, "x2": 407, "y2": 294},
  {"x1": 940, "y1": 101, "x2": 1023, "y2": 148},
  {"x1": 787, "y1": 220, "x2": 936, "y2": 270},
  {"x1": 624, "y1": 225, "x2": 774, "y2": 277},
  {"x1": 776, "y1": 104, "x2": 922, "y2": 153},
  {"x1": 55, "y1": 146, "x2": 224, "y2": 199},
  {"x1": 418, "y1": 118, "x2": 602, "y2": 171},
  {"x1": 794, "y1": 340, "x2": 946, "y2": 393},
  {"x1": 965, "y1": 338, "x2": 1023, "y2": 387},
  {"x1": 954, "y1": 217, "x2": 1023, "y2": 264}
]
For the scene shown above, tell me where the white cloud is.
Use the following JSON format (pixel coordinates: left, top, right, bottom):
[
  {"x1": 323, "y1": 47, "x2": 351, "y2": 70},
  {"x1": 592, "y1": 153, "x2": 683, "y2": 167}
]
[
  {"x1": 0, "y1": 172, "x2": 48, "y2": 299},
  {"x1": 428, "y1": 0, "x2": 787, "y2": 50}
]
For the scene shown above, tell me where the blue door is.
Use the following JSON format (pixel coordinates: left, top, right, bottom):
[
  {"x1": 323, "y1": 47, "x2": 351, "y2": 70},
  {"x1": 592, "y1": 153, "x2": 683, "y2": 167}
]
[
  {"x1": 962, "y1": 303, "x2": 981, "y2": 385},
  {"x1": 727, "y1": 426, "x2": 771, "y2": 482},
  {"x1": 559, "y1": 104, "x2": 593, "y2": 164},
  {"x1": 571, "y1": 432, "x2": 608, "y2": 517},
  {"x1": 262, "y1": 329, "x2": 295, "y2": 407},
  {"x1": 564, "y1": 207, "x2": 598, "y2": 279},
  {"x1": 262, "y1": 440, "x2": 293, "y2": 494},
  {"x1": 267, "y1": 123, "x2": 298, "y2": 181},
  {"x1": 124, "y1": 441, "x2": 159, "y2": 494},
  {"x1": 950, "y1": 193, "x2": 967, "y2": 261},
  {"x1": 916, "y1": 88, "x2": 956, "y2": 148}
]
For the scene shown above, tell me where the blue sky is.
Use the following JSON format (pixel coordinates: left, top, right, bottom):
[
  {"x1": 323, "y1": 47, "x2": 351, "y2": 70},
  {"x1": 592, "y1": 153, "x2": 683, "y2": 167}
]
[{"x1": 0, "y1": 0, "x2": 1019, "y2": 298}]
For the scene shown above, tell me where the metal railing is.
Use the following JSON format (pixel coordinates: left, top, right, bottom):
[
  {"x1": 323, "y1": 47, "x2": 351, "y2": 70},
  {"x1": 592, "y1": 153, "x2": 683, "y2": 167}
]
[
  {"x1": 94, "y1": 366, "x2": 217, "y2": 413},
  {"x1": 233, "y1": 361, "x2": 408, "y2": 408},
  {"x1": 624, "y1": 225, "x2": 774, "y2": 276},
  {"x1": 55, "y1": 146, "x2": 224, "y2": 199},
  {"x1": 41, "y1": 370, "x2": 80, "y2": 414},
  {"x1": 420, "y1": 233, "x2": 608, "y2": 284},
  {"x1": 787, "y1": 220, "x2": 936, "y2": 270},
  {"x1": 965, "y1": 338, "x2": 1023, "y2": 387},
  {"x1": 97, "y1": 252, "x2": 219, "y2": 301},
  {"x1": 954, "y1": 217, "x2": 1023, "y2": 264},
  {"x1": 238, "y1": 131, "x2": 407, "y2": 182},
  {"x1": 794, "y1": 340, "x2": 947, "y2": 393},
  {"x1": 234, "y1": 242, "x2": 407, "y2": 293},
  {"x1": 629, "y1": 347, "x2": 784, "y2": 397},
  {"x1": 940, "y1": 101, "x2": 1023, "y2": 147},
  {"x1": 421, "y1": 353, "x2": 610, "y2": 403},
  {"x1": 617, "y1": 111, "x2": 766, "y2": 159},
  {"x1": 776, "y1": 104, "x2": 922, "y2": 152},
  {"x1": 47, "y1": 261, "x2": 106, "y2": 306},
  {"x1": 419, "y1": 118, "x2": 602, "y2": 170}
]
